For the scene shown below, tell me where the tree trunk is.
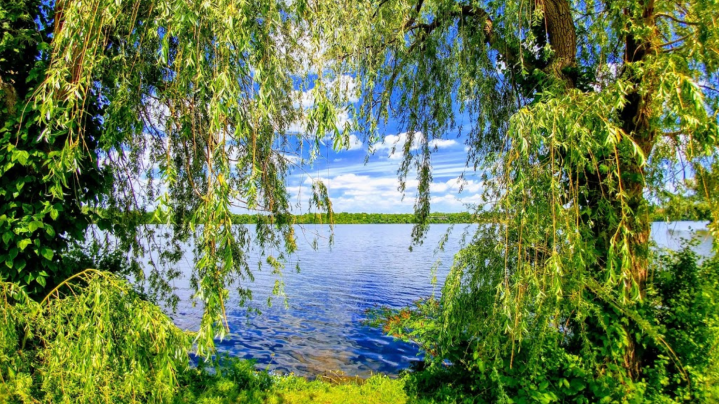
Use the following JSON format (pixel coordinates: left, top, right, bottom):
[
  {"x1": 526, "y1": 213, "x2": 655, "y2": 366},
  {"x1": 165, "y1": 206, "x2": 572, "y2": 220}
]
[
  {"x1": 543, "y1": 0, "x2": 577, "y2": 85},
  {"x1": 616, "y1": 0, "x2": 658, "y2": 378},
  {"x1": 542, "y1": 0, "x2": 658, "y2": 380}
]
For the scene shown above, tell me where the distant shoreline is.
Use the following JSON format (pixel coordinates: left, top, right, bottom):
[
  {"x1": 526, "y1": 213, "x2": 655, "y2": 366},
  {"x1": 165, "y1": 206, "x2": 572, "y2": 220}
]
[
  {"x1": 118, "y1": 211, "x2": 712, "y2": 226},
  {"x1": 132, "y1": 211, "x2": 481, "y2": 225}
]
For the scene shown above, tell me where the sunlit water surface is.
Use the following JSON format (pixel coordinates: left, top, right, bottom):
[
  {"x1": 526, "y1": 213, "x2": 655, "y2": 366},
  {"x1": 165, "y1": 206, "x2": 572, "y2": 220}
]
[{"x1": 164, "y1": 222, "x2": 711, "y2": 377}]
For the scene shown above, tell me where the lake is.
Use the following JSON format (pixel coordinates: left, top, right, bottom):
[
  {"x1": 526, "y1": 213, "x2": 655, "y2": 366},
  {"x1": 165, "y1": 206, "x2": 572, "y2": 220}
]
[{"x1": 167, "y1": 221, "x2": 712, "y2": 377}]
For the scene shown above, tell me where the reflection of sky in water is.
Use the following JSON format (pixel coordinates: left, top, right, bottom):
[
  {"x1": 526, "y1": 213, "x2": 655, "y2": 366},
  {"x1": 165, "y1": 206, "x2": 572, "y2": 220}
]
[{"x1": 166, "y1": 222, "x2": 712, "y2": 377}]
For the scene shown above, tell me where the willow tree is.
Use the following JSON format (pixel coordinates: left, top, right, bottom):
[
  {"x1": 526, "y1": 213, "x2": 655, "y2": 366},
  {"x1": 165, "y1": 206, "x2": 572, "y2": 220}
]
[
  {"x1": 309, "y1": 0, "x2": 719, "y2": 400},
  {"x1": 1, "y1": 0, "x2": 351, "y2": 355}
]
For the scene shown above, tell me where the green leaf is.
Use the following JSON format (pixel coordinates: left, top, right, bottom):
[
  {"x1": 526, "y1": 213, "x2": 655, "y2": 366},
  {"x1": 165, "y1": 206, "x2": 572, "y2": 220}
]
[
  {"x1": 40, "y1": 246, "x2": 54, "y2": 261},
  {"x1": 570, "y1": 378, "x2": 586, "y2": 392},
  {"x1": 18, "y1": 238, "x2": 32, "y2": 251},
  {"x1": 12, "y1": 149, "x2": 30, "y2": 165},
  {"x1": 161, "y1": 34, "x2": 170, "y2": 64},
  {"x1": 28, "y1": 220, "x2": 43, "y2": 232},
  {"x1": 2, "y1": 231, "x2": 12, "y2": 246},
  {"x1": 14, "y1": 258, "x2": 26, "y2": 271}
]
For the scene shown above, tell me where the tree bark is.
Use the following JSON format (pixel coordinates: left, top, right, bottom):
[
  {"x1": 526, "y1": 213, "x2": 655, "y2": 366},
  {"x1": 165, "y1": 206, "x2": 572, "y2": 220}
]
[{"x1": 543, "y1": 0, "x2": 577, "y2": 86}]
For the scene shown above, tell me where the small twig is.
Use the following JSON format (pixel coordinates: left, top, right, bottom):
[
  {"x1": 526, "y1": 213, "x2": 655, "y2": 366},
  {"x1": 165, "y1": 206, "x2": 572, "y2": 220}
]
[{"x1": 41, "y1": 268, "x2": 105, "y2": 306}]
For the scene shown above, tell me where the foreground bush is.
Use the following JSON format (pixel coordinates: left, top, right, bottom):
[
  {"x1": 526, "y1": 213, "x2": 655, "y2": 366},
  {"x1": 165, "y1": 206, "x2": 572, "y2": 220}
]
[
  {"x1": 174, "y1": 357, "x2": 411, "y2": 404},
  {"x1": 0, "y1": 270, "x2": 191, "y2": 403}
]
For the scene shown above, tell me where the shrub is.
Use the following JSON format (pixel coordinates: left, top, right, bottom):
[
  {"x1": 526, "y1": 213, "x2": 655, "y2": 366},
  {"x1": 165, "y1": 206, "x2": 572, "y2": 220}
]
[{"x1": 0, "y1": 270, "x2": 191, "y2": 403}]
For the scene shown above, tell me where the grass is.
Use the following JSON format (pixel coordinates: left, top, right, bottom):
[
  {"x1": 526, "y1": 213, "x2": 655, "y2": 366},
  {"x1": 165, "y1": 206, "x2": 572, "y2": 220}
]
[{"x1": 172, "y1": 358, "x2": 419, "y2": 404}]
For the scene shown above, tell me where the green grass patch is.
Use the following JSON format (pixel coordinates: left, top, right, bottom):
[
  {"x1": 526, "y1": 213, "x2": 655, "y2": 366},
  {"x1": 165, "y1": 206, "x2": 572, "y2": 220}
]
[{"x1": 174, "y1": 359, "x2": 412, "y2": 404}]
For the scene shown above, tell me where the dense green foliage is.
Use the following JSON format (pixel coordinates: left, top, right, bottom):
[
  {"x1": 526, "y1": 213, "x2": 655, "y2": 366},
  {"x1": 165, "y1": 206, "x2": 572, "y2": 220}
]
[
  {"x1": 0, "y1": 0, "x2": 111, "y2": 298},
  {"x1": 209, "y1": 211, "x2": 476, "y2": 225},
  {"x1": 0, "y1": 271, "x2": 191, "y2": 403},
  {"x1": 0, "y1": 0, "x2": 348, "y2": 352},
  {"x1": 133, "y1": 211, "x2": 476, "y2": 224},
  {"x1": 233, "y1": 212, "x2": 475, "y2": 225},
  {"x1": 174, "y1": 358, "x2": 413, "y2": 404},
  {"x1": 308, "y1": 0, "x2": 719, "y2": 401}
]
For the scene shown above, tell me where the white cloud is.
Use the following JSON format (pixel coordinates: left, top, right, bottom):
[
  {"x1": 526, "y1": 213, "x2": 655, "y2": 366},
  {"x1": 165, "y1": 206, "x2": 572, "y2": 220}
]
[
  {"x1": 428, "y1": 138, "x2": 458, "y2": 149},
  {"x1": 293, "y1": 173, "x2": 417, "y2": 212},
  {"x1": 430, "y1": 177, "x2": 484, "y2": 194},
  {"x1": 372, "y1": 132, "x2": 458, "y2": 159},
  {"x1": 278, "y1": 153, "x2": 302, "y2": 165},
  {"x1": 317, "y1": 125, "x2": 363, "y2": 153},
  {"x1": 372, "y1": 132, "x2": 420, "y2": 152},
  {"x1": 287, "y1": 168, "x2": 485, "y2": 213},
  {"x1": 431, "y1": 193, "x2": 483, "y2": 211},
  {"x1": 344, "y1": 134, "x2": 363, "y2": 151},
  {"x1": 303, "y1": 173, "x2": 416, "y2": 192}
]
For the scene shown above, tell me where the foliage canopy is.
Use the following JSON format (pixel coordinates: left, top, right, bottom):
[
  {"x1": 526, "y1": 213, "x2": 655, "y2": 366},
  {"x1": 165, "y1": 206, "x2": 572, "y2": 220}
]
[
  {"x1": 1, "y1": 0, "x2": 352, "y2": 354},
  {"x1": 1, "y1": 0, "x2": 719, "y2": 402}
]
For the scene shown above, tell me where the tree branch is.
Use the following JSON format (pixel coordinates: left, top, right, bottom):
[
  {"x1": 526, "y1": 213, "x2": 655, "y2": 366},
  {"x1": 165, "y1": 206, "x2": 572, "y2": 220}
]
[{"x1": 655, "y1": 12, "x2": 699, "y2": 26}]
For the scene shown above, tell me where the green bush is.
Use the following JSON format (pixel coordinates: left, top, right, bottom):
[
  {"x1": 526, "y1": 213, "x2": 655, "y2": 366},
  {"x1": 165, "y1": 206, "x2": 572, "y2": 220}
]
[
  {"x1": 1, "y1": 270, "x2": 413, "y2": 404},
  {"x1": 0, "y1": 270, "x2": 191, "y2": 403}
]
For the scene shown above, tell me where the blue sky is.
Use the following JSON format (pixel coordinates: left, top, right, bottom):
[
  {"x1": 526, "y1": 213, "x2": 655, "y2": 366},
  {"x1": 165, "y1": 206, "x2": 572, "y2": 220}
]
[
  {"x1": 281, "y1": 99, "x2": 482, "y2": 213},
  {"x1": 278, "y1": 74, "x2": 484, "y2": 214},
  {"x1": 131, "y1": 75, "x2": 483, "y2": 214},
  {"x1": 285, "y1": 137, "x2": 482, "y2": 214}
]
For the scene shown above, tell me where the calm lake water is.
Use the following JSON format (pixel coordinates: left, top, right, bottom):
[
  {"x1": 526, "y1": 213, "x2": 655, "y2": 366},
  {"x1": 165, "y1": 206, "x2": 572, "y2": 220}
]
[{"x1": 166, "y1": 222, "x2": 712, "y2": 377}]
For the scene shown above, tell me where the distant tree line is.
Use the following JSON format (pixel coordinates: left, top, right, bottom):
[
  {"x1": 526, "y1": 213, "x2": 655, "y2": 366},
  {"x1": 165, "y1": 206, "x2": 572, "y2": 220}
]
[
  {"x1": 133, "y1": 211, "x2": 481, "y2": 225},
  {"x1": 132, "y1": 207, "x2": 710, "y2": 225}
]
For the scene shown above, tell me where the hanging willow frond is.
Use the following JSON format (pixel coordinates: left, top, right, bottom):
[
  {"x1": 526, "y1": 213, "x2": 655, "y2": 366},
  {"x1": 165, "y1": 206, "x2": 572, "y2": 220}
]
[{"x1": 34, "y1": 0, "x2": 352, "y2": 353}]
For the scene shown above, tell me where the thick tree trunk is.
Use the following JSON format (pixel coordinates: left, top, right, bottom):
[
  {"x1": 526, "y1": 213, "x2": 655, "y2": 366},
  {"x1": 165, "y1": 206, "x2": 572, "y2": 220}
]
[
  {"x1": 543, "y1": 0, "x2": 577, "y2": 85},
  {"x1": 541, "y1": 0, "x2": 658, "y2": 380},
  {"x1": 617, "y1": 0, "x2": 657, "y2": 378}
]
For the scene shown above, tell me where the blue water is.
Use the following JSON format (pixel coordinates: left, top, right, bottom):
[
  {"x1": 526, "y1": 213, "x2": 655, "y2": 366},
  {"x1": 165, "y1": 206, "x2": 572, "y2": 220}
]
[
  {"x1": 170, "y1": 224, "x2": 467, "y2": 377},
  {"x1": 166, "y1": 222, "x2": 712, "y2": 377}
]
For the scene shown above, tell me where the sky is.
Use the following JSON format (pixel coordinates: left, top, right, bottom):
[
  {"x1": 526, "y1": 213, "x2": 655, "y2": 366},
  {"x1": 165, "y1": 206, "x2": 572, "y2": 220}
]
[
  {"x1": 280, "y1": 74, "x2": 483, "y2": 214},
  {"x1": 130, "y1": 69, "x2": 483, "y2": 215},
  {"x1": 275, "y1": 69, "x2": 488, "y2": 215},
  {"x1": 283, "y1": 134, "x2": 483, "y2": 214}
]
